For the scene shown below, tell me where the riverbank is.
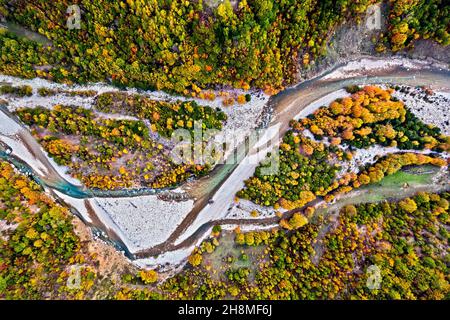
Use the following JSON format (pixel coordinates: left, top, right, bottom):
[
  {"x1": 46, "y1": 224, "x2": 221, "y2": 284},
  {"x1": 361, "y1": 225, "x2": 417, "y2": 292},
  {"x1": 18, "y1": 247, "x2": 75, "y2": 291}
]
[
  {"x1": 133, "y1": 60, "x2": 450, "y2": 268},
  {"x1": 1, "y1": 56, "x2": 449, "y2": 272}
]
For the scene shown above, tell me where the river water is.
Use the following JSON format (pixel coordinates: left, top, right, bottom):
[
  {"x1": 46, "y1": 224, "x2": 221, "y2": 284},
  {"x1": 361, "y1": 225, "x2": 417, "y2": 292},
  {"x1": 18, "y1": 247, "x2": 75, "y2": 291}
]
[{"x1": 0, "y1": 57, "x2": 449, "y2": 264}]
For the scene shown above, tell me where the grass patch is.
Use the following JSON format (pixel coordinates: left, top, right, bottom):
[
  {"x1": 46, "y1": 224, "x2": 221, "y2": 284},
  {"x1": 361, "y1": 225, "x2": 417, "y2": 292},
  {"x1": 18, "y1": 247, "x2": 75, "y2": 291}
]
[{"x1": 369, "y1": 165, "x2": 437, "y2": 189}]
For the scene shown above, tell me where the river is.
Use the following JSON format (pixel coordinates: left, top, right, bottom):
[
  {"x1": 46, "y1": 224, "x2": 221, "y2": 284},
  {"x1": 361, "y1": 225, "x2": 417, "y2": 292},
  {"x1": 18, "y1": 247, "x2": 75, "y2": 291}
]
[{"x1": 0, "y1": 57, "x2": 449, "y2": 266}]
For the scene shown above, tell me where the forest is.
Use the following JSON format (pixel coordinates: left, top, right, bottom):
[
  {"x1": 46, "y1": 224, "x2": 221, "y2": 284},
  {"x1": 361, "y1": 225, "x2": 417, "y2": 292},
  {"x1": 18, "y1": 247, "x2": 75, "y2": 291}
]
[
  {"x1": 94, "y1": 91, "x2": 227, "y2": 138},
  {"x1": 238, "y1": 86, "x2": 449, "y2": 210},
  {"x1": 0, "y1": 0, "x2": 449, "y2": 302},
  {"x1": 236, "y1": 132, "x2": 340, "y2": 209},
  {"x1": 249, "y1": 191, "x2": 449, "y2": 299},
  {"x1": 16, "y1": 103, "x2": 222, "y2": 189},
  {"x1": 0, "y1": 1, "x2": 447, "y2": 95},
  {"x1": 299, "y1": 86, "x2": 449, "y2": 152},
  {"x1": 1, "y1": 159, "x2": 448, "y2": 299},
  {"x1": 382, "y1": 0, "x2": 449, "y2": 52},
  {"x1": 114, "y1": 190, "x2": 449, "y2": 300},
  {"x1": 0, "y1": 0, "x2": 374, "y2": 93},
  {"x1": 0, "y1": 161, "x2": 97, "y2": 299}
]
